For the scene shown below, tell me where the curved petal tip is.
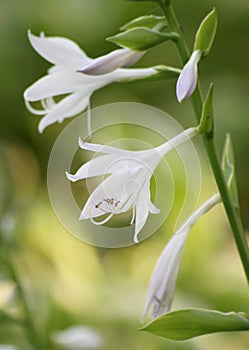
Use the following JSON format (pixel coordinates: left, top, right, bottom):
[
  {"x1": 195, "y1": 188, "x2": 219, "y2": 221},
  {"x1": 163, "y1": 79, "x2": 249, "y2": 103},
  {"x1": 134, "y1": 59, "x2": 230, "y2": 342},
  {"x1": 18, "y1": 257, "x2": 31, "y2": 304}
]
[
  {"x1": 133, "y1": 235, "x2": 139, "y2": 244},
  {"x1": 65, "y1": 171, "x2": 78, "y2": 182}
]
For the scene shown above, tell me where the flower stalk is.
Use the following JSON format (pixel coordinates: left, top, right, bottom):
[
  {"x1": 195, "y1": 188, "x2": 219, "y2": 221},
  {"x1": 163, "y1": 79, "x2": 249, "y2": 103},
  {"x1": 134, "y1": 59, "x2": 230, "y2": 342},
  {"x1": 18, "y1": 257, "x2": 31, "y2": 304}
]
[
  {"x1": 4, "y1": 259, "x2": 43, "y2": 350},
  {"x1": 160, "y1": 3, "x2": 249, "y2": 282}
]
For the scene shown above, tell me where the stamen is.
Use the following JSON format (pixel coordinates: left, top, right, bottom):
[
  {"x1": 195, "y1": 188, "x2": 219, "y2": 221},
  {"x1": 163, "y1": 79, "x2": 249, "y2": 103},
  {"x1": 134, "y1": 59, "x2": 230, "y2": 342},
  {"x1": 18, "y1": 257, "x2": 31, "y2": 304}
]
[
  {"x1": 41, "y1": 99, "x2": 49, "y2": 110},
  {"x1": 112, "y1": 200, "x2": 122, "y2": 214},
  {"x1": 93, "y1": 198, "x2": 123, "y2": 215},
  {"x1": 103, "y1": 198, "x2": 114, "y2": 205},
  {"x1": 93, "y1": 200, "x2": 110, "y2": 215},
  {"x1": 95, "y1": 201, "x2": 103, "y2": 209},
  {"x1": 25, "y1": 100, "x2": 45, "y2": 115},
  {"x1": 41, "y1": 97, "x2": 56, "y2": 110},
  {"x1": 90, "y1": 212, "x2": 114, "y2": 226},
  {"x1": 130, "y1": 206, "x2": 136, "y2": 225}
]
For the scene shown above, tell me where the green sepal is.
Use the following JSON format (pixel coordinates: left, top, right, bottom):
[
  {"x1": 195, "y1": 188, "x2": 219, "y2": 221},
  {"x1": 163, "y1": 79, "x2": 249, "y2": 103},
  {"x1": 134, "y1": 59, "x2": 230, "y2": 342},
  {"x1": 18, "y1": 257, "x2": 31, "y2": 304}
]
[
  {"x1": 121, "y1": 15, "x2": 167, "y2": 31},
  {"x1": 194, "y1": 8, "x2": 218, "y2": 56},
  {"x1": 107, "y1": 27, "x2": 178, "y2": 51},
  {"x1": 198, "y1": 83, "x2": 214, "y2": 136},
  {"x1": 222, "y1": 134, "x2": 240, "y2": 209},
  {"x1": 140, "y1": 308, "x2": 249, "y2": 341}
]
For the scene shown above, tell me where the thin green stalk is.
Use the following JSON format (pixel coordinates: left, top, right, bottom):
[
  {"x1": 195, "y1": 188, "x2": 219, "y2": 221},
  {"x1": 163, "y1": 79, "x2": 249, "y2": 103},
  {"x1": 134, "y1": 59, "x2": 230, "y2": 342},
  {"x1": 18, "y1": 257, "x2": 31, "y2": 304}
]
[
  {"x1": 161, "y1": 3, "x2": 249, "y2": 282},
  {"x1": 0, "y1": 241, "x2": 44, "y2": 349},
  {"x1": 7, "y1": 262, "x2": 43, "y2": 350}
]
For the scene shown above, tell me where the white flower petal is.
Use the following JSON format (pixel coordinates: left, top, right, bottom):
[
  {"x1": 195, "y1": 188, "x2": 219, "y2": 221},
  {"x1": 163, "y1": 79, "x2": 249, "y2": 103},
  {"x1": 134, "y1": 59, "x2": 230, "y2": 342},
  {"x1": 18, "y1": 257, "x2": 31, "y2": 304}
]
[
  {"x1": 176, "y1": 50, "x2": 202, "y2": 102},
  {"x1": 28, "y1": 30, "x2": 91, "y2": 69},
  {"x1": 142, "y1": 229, "x2": 188, "y2": 321},
  {"x1": 66, "y1": 154, "x2": 118, "y2": 182},
  {"x1": 119, "y1": 171, "x2": 147, "y2": 213},
  {"x1": 24, "y1": 71, "x2": 95, "y2": 102},
  {"x1": 122, "y1": 51, "x2": 145, "y2": 68},
  {"x1": 106, "y1": 67, "x2": 157, "y2": 82},
  {"x1": 154, "y1": 231, "x2": 188, "y2": 316},
  {"x1": 80, "y1": 48, "x2": 144, "y2": 75},
  {"x1": 78, "y1": 138, "x2": 134, "y2": 157},
  {"x1": 48, "y1": 65, "x2": 64, "y2": 74},
  {"x1": 134, "y1": 181, "x2": 151, "y2": 243},
  {"x1": 38, "y1": 92, "x2": 90, "y2": 132},
  {"x1": 149, "y1": 201, "x2": 160, "y2": 214}
]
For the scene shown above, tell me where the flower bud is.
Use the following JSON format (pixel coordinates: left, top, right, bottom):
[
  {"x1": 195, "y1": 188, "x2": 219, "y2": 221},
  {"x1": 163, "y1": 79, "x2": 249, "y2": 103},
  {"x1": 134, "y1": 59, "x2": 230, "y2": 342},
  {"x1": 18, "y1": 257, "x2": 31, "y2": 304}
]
[{"x1": 176, "y1": 50, "x2": 202, "y2": 102}]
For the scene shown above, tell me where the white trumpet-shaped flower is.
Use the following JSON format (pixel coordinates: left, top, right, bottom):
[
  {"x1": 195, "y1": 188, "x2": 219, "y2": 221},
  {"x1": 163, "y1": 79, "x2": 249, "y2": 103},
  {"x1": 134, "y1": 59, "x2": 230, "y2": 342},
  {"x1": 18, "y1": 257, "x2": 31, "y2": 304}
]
[
  {"x1": 23, "y1": 31, "x2": 153, "y2": 133},
  {"x1": 176, "y1": 50, "x2": 202, "y2": 102},
  {"x1": 66, "y1": 127, "x2": 198, "y2": 243},
  {"x1": 51, "y1": 325, "x2": 103, "y2": 350},
  {"x1": 142, "y1": 193, "x2": 220, "y2": 321}
]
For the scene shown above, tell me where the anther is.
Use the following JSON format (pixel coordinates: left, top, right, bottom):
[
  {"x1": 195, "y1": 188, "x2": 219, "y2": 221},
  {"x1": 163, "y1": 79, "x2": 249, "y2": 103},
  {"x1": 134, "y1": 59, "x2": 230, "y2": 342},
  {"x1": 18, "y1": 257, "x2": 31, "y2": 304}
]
[
  {"x1": 103, "y1": 198, "x2": 114, "y2": 205},
  {"x1": 95, "y1": 201, "x2": 103, "y2": 208}
]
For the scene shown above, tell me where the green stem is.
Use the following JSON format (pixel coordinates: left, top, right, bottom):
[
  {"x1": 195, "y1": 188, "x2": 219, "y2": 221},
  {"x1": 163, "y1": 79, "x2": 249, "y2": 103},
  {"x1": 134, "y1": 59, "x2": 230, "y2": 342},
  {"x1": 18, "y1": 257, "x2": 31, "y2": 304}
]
[
  {"x1": 7, "y1": 262, "x2": 43, "y2": 350},
  {"x1": 161, "y1": 3, "x2": 249, "y2": 282}
]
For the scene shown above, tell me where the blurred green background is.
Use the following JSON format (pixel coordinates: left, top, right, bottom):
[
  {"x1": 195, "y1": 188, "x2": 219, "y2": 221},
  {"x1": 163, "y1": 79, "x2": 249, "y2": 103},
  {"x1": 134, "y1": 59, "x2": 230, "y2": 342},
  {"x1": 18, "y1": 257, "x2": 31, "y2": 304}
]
[{"x1": 0, "y1": 0, "x2": 249, "y2": 349}]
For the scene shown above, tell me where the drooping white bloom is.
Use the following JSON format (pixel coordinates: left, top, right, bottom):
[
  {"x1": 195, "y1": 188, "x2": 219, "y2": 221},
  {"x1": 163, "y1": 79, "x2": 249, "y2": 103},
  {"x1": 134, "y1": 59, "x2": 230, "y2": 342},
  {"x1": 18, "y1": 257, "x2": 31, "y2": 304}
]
[
  {"x1": 142, "y1": 193, "x2": 220, "y2": 321},
  {"x1": 51, "y1": 325, "x2": 103, "y2": 350},
  {"x1": 176, "y1": 50, "x2": 202, "y2": 102},
  {"x1": 23, "y1": 31, "x2": 153, "y2": 133},
  {"x1": 66, "y1": 127, "x2": 198, "y2": 243}
]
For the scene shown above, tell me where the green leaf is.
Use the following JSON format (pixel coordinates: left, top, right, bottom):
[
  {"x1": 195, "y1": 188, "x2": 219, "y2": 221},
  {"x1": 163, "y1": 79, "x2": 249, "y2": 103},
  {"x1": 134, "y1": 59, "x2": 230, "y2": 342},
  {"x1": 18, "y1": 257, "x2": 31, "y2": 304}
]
[
  {"x1": 222, "y1": 134, "x2": 239, "y2": 209},
  {"x1": 140, "y1": 308, "x2": 249, "y2": 341},
  {"x1": 198, "y1": 83, "x2": 214, "y2": 136},
  {"x1": 107, "y1": 27, "x2": 178, "y2": 51},
  {"x1": 194, "y1": 8, "x2": 218, "y2": 56},
  {"x1": 121, "y1": 15, "x2": 167, "y2": 31}
]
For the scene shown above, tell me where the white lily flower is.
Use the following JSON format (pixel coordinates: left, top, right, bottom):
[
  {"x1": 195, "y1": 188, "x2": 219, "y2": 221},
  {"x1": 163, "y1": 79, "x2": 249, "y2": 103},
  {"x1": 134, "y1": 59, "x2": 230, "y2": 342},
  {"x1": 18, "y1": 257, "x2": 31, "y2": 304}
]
[
  {"x1": 51, "y1": 325, "x2": 103, "y2": 350},
  {"x1": 142, "y1": 193, "x2": 220, "y2": 321},
  {"x1": 66, "y1": 127, "x2": 198, "y2": 243},
  {"x1": 176, "y1": 50, "x2": 202, "y2": 102},
  {"x1": 24, "y1": 31, "x2": 151, "y2": 133}
]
